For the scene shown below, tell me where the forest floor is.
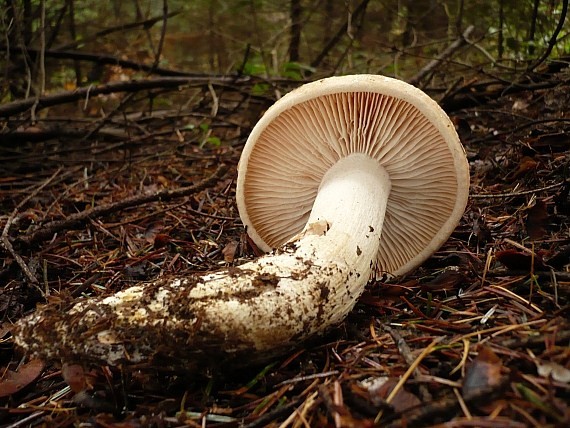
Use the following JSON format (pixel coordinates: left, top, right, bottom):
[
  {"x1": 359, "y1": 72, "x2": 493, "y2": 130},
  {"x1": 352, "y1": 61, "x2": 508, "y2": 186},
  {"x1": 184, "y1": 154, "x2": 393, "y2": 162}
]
[{"x1": 1, "y1": 65, "x2": 569, "y2": 427}]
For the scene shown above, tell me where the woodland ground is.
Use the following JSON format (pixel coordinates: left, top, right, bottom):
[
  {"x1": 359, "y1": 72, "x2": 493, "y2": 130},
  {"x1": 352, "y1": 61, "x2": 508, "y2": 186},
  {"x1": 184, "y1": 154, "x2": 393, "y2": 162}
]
[{"x1": 0, "y1": 61, "x2": 569, "y2": 426}]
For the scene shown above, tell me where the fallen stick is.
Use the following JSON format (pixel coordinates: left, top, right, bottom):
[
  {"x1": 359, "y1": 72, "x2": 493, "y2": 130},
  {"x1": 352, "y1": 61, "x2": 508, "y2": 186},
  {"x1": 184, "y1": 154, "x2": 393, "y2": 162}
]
[
  {"x1": 16, "y1": 164, "x2": 229, "y2": 246},
  {"x1": 0, "y1": 77, "x2": 249, "y2": 117}
]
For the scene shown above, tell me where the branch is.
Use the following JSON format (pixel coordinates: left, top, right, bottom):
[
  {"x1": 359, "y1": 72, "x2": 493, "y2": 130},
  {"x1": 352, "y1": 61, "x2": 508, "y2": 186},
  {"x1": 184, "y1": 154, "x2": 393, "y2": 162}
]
[
  {"x1": 3, "y1": 46, "x2": 205, "y2": 77},
  {"x1": 310, "y1": 0, "x2": 370, "y2": 68},
  {"x1": 408, "y1": 25, "x2": 475, "y2": 86},
  {"x1": 16, "y1": 164, "x2": 229, "y2": 246},
  {"x1": 56, "y1": 11, "x2": 180, "y2": 51},
  {"x1": 0, "y1": 76, "x2": 249, "y2": 117},
  {"x1": 149, "y1": 0, "x2": 169, "y2": 73},
  {"x1": 527, "y1": 0, "x2": 568, "y2": 72},
  {"x1": 440, "y1": 75, "x2": 569, "y2": 112}
]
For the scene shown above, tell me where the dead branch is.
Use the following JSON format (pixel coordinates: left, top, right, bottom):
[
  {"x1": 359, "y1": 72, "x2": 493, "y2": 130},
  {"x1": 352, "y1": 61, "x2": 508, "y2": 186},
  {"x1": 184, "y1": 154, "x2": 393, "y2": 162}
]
[
  {"x1": 310, "y1": 0, "x2": 370, "y2": 69},
  {"x1": 0, "y1": 76, "x2": 249, "y2": 117},
  {"x1": 527, "y1": 0, "x2": 568, "y2": 72},
  {"x1": 0, "y1": 122, "x2": 128, "y2": 143},
  {"x1": 149, "y1": 0, "x2": 169, "y2": 73},
  {"x1": 3, "y1": 46, "x2": 201, "y2": 77},
  {"x1": 440, "y1": 74, "x2": 569, "y2": 112},
  {"x1": 56, "y1": 11, "x2": 180, "y2": 51},
  {"x1": 409, "y1": 25, "x2": 475, "y2": 86},
  {"x1": 16, "y1": 163, "x2": 229, "y2": 246}
]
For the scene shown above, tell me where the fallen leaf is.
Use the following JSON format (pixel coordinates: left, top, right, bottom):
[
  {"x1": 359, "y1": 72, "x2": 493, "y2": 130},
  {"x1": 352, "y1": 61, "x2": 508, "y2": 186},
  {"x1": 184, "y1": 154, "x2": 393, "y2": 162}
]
[
  {"x1": 246, "y1": 234, "x2": 265, "y2": 256},
  {"x1": 462, "y1": 346, "x2": 504, "y2": 400},
  {"x1": 62, "y1": 363, "x2": 88, "y2": 393},
  {"x1": 144, "y1": 222, "x2": 164, "y2": 243},
  {"x1": 0, "y1": 359, "x2": 45, "y2": 397},
  {"x1": 526, "y1": 200, "x2": 549, "y2": 240},
  {"x1": 305, "y1": 220, "x2": 330, "y2": 236},
  {"x1": 421, "y1": 270, "x2": 466, "y2": 292},
  {"x1": 526, "y1": 132, "x2": 570, "y2": 153},
  {"x1": 222, "y1": 240, "x2": 239, "y2": 262},
  {"x1": 512, "y1": 99, "x2": 529, "y2": 111},
  {"x1": 511, "y1": 156, "x2": 538, "y2": 179},
  {"x1": 153, "y1": 233, "x2": 172, "y2": 249},
  {"x1": 157, "y1": 175, "x2": 170, "y2": 187},
  {"x1": 535, "y1": 360, "x2": 570, "y2": 383},
  {"x1": 495, "y1": 249, "x2": 548, "y2": 271},
  {"x1": 545, "y1": 244, "x2": 570, "y2": 269},
  {"x1": 361, "y1": 377, "x2": 421, "y2": 412}
]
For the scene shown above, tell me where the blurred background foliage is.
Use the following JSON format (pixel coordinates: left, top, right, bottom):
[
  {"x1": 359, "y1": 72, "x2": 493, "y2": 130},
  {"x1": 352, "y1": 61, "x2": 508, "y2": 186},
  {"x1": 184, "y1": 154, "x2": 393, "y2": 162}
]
[{"x1": 0, "y1": 0, "x2": 568, "y2": 100}]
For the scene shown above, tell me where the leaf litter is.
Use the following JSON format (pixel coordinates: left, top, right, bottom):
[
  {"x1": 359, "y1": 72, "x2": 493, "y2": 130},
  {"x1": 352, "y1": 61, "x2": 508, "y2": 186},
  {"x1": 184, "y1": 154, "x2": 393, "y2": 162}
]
[{"x1": 0, "y1": 73, "x2": 569, "y2": 426}]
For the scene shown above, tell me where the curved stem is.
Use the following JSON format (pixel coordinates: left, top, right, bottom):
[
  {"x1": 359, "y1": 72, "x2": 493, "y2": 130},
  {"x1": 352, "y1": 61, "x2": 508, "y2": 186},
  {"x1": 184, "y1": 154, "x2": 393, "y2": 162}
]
[{"x1": 15, "y1": 155, "x2": 391, "y2": 367}]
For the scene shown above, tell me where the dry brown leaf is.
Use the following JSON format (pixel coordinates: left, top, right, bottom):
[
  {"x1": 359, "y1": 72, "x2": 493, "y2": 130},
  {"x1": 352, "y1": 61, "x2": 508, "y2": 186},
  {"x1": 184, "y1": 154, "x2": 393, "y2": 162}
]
[
  {"x1": 421, "y1": 270, "x2": 466, "y2": 292},
  {"x1": 495, "y1": 249, "x2": 547, "y2": 271},
  {"x1": 144, "y1": 222, "x2": 164, "y2": 243},
  {"x1": 62, "y1": 363, "x2": 88, "y2": 393},
  {"x1": 527, "y1": 132, "x2": 570, "y2": 153},
  {"x1": 361, "y1": 377, "x2": 421, "y2": 412},
  {"x1": 222, "y1": 240, "x2": 239, "y2": 262},
  {"x1": 535, "y1": 360, "x2": 570, "y2": 383},
  {"x1": 462, "y1": 346, "x2": 503, "y2": 400},
  {"x1": 526, "y1": 199, "x2": 549, "y2": 240},
  {"x1": 153, "y1": 233, "x2": 172, "y2": 249},
  {"x1": 0, "y1": 359, "x2": 45, "y2": 397},
  {"x1": 511, "y1": 156, "x2": 538, "y2": 179}
]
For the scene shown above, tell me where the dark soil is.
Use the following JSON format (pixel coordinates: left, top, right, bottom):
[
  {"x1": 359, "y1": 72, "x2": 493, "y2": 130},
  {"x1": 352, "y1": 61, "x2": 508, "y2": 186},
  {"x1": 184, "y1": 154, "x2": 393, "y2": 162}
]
[{"x1": 1, "y1": 68, "x2": 569, "y2": 427}]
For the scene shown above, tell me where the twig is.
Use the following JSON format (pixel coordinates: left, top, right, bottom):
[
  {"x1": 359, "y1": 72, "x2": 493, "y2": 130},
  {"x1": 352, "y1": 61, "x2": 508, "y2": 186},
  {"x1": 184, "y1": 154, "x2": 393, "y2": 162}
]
[
  {"x1": 441, "y1": 77, "x2": 568, "y2": 112},
  {"x1": 275, "y1": 370, "x2": 340, "y2": 387},
  {"x1": 470, "y1": 181, "x2": 566, "y2": 199},
  {"x1": 527, "y1": 0, "x2": 569, "y2": 71},
  {"x1": 310, "y1": 0, "x2": 370, "y2": 68},
  {"x1": 498, "y1": 327, "x2": 570, "y2": 350},
  {"x1": 409, "y1": 25, "x2": 474, "y2": 86},
  {"x1": 56, "y1": 11, "x2": 180, "y2": 51},
  {"x1": 319, "y1": 383, "x2": 344, "y2": 426},
  {"x1": 383, "y1": 325, "x2": 432, "y2": 402},
  {"x1": 375, "y1": 336, "x2": 442, "y2": 423},
  {"x1": 242, "y1": 397, "x2": 302, "y2": 428},
  {"x1": 30, "y1": 0, "x2": 46, "y2": 123},
  {"x1": 17, "y1": 163, "x2": 229, "y2": 246},
  {"x1": 485, "y1": 268, "x2": 570, "y2": 282},
  {"x1": 149, "y1": 0, "x2": 169, "y2": 73},
  {"x1": 3, "y1": 411, "x2": 45, "y2": 428},
  {"x1": 1, "y1": 168, "x2": 63, "y2": 284},
  {"x1": 79, "y1": 92, "x2": 136, "y2": 143}
]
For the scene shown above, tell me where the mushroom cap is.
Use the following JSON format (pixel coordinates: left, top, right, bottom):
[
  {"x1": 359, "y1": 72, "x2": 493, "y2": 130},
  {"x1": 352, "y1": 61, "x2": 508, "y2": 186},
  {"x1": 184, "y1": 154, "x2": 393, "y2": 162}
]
[{"x1": 236, "y1": 74, "x2": 469, "y2": 277}]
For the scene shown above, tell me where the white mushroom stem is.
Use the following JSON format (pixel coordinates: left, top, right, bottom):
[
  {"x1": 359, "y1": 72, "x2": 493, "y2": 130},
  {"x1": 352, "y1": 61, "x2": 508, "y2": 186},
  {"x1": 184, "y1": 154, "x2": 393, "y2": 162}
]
[{"x1": 15, "y1": 154, "x2": 391, "y2": 366}]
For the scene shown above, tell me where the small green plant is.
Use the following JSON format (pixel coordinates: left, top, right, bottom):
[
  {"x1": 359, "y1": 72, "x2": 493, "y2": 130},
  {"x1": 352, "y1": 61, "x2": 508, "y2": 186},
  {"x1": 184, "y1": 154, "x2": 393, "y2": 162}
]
[
  {"x1": 198, "y1": 123, "x2": 221, "y2": 148},
  {"x1": 281, "y1": 61, "x2": 315, "y2": 80}
]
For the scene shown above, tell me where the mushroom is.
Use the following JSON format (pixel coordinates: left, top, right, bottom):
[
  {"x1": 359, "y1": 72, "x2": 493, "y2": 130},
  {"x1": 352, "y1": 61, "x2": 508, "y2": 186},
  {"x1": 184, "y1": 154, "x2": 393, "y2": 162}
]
[{"x1": 14, "y1": 75, "x2": 469, "y2": 368}]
